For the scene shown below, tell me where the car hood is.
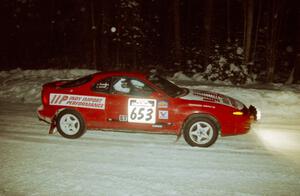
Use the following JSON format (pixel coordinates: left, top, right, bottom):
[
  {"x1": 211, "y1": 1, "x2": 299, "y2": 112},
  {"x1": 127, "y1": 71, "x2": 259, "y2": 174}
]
[{"x1": 179, "y1": 89, "x2": 245, "y2": 110}]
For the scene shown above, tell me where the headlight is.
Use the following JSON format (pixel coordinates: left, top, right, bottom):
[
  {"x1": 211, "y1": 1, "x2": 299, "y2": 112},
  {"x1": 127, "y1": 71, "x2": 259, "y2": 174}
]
[
  {"x1": 249, "y1": 105, "x2": 261, "y2": 121},
  {"x1": 256, "y1": 109, "x2": 261, "y2": 120}
]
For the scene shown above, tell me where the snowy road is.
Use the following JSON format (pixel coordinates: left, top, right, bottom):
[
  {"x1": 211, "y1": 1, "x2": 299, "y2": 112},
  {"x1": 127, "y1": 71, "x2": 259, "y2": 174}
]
[{"x1": 0, "y1": 101, "x2": 300, "y2": 196}]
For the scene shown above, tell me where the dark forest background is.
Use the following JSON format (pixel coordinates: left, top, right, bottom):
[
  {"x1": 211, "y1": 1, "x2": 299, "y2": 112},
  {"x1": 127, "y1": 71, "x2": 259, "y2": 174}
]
[{"x1": 1, "y1": 0, "x2": 300, "y2": 84}]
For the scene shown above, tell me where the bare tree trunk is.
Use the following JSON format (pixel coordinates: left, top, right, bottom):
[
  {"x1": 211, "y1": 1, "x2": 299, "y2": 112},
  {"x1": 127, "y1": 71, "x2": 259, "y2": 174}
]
[
  {"x1": 133, "y1": 46, "x2": 137, "y2": 70},
  {"x1": 291, "y1": 5, "x2": 300, "y2": 83},
  {"x1": 90, "y1": 0, "x2": 97, "y2": 69},
  {"x1": 266, "y1": 0, "x2": 284, "y2": 83},
  {"x1": 226, "y1": 0, "x2": 231, "y2": 43},
  {"x1": 243, "y1": 0, "x2": 254, "y2": 65},
  {"x1": 203, "y1": 0, "x2": 213, "y2": 66},
  {"x1": 99, "y1": 0, "x2": 109, "y2": 71},
  {"x1": 173, "y1": 0, "x2": 181, "y2": 67},
  {"x1": 285, "y1": 67, "x2": 295, "y2": 84},
  {"x1": 132, "y1": 0, "x2": 141, "y2": 71},
  {"x1": 116, "y1": 39, "x2": 120, "y2": 68},
  {"x1": 251, "y1": 0, "x2": 262, "y2": 74},
  {"x1": 293, "y1": 53, "x2": 300, "y2": 83}
]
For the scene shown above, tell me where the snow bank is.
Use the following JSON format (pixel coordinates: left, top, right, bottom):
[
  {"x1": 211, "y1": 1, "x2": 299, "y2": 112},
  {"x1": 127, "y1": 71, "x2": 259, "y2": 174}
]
[{"x1": 0, "y1": 68, "x2": 96, "y2": 103}]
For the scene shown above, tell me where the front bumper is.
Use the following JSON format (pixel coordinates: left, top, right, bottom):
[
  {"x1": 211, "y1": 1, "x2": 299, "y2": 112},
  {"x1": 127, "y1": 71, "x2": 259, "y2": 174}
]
[
  {"x1": 232, "y1": 105, "x2": 260, "y2": 135},
  {"x1": 249, "y1": 105, "x2": 260, "y2": 121}
]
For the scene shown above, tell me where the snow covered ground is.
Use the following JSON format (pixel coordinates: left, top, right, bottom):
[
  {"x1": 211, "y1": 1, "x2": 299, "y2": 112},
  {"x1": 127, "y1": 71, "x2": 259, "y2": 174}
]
[{"x1": 0, "y1": 69, "x2": 300, "y2": 195}]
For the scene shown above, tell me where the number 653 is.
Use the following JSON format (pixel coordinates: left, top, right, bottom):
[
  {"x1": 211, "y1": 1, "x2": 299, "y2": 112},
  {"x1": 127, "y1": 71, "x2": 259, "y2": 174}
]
[{"x1": 130, "y1": 107, "x2": 153, "y2": 122}]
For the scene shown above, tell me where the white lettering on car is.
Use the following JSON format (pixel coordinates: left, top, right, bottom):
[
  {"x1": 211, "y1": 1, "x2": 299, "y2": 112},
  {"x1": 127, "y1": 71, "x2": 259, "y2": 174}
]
[{"x1": 49, "y1": 93, "x2": 106, "y2": 110}]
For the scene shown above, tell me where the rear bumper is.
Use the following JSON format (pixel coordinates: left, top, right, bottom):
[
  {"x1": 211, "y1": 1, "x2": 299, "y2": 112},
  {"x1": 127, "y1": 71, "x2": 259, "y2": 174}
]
[{"x1": 37, "y1": 105, "x2": 52, "y2": 123}]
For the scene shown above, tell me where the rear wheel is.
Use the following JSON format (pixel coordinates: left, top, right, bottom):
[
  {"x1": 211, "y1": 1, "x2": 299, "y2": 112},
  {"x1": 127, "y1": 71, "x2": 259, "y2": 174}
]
[
  {"x1": 183, "y1": 115, "x2": 219, "y2": 147},
  {"x1": 56, "y1": 109, "x2": 86, "y2": 139}
]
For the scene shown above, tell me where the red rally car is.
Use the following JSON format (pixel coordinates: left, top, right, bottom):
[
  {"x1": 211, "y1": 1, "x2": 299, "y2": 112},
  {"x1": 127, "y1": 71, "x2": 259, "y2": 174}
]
[{"x1": 37, "y1": 72, "x2": 258, "y2": 147}]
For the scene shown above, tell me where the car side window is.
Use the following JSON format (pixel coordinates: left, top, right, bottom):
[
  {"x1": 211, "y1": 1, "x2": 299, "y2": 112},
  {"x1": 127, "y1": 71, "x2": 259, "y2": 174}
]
[
  {"x1": 92, "y1": 77, "x2": 111, "y2": 93},
  {"x1": 129, "y1": 79, "x2": 154, "y2": 97},
  {"x1": 111, "y1": 77, "x2": 154, "y2": 97},
  {"x1": 112, "y1": 77, "x2": 131, "y2": 95}
]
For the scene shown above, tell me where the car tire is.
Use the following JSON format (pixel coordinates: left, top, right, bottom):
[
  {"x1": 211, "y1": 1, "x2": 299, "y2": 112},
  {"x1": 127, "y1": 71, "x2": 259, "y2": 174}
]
[
  {"x1": 183, "y1": 115, "x2": 219, "y2": 147},
  {"x1": 56, "y1": 109, "x2": 86, "y2": 139}
]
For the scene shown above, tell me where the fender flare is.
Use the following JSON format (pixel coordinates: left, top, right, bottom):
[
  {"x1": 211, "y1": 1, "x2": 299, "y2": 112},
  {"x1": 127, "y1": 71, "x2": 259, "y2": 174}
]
[{"x1": 179, "y1": 113, "x2": 221, "y2": 136}]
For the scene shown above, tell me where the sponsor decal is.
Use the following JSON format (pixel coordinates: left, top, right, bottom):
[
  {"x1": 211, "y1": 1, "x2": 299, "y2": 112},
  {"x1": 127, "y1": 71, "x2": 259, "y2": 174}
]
[
  {"x1": 128, "y1": 98, "x2": 156, "y2": 124},
  {"x1": 96, "y1": 82, "x2": 109, "y2": 89},
  {"x1": 158, "y1": 110, "x2": 168, "y2": 119},
  {"x1": 188, "y1": 103, "x2": 215, "y2": 109},
  {"x1": 119, "y1": 115, "x2": 128, "y2": 122},
  {"x1": 158, "y1": 100, "x2": 168, "y2": 108},
  {"x1": 50, "y1": 93, "x2": 105, "y2": 109},
  {"x1": 152, "y1": 124, "x2": 163, "y2": 128}
]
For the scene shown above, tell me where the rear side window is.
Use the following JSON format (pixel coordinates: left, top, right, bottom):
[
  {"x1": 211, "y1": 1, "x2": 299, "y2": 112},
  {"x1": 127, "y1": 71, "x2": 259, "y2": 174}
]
[
  {"x1": 60, "y1": 74, "x2": 93, "y2": 88},
  {"x1": 92, "y1": 77, "x2": 111, "y2": 93}
]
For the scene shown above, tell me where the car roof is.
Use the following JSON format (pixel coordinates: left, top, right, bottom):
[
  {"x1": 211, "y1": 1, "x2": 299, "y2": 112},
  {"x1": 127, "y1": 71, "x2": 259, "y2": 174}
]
[{"x1": 93, "y1": 71, "x2": 148, "y2": 80}]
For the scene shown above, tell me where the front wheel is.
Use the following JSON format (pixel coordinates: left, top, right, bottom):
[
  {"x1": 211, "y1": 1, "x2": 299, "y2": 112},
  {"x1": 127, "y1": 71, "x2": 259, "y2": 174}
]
[
  {"x1": 183, "y1": 115, "x2": 219, "y2": 147},
  {"x1": 56, "y1": 109, "x2": 86, "y2": 139}
]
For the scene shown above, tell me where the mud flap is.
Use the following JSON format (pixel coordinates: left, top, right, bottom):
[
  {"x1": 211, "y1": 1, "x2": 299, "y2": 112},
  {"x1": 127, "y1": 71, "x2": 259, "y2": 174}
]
[
  {"x1": 48, "y1": 118, "x2": 57, "y2": 134},
  {"x1": 174, "y1": 131, "x2": 182, "y2": 143}
]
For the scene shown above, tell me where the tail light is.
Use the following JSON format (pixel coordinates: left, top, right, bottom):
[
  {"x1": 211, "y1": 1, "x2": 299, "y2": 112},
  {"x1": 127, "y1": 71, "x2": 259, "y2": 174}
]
[{"x1": 41, "y1": 89, "x2": 49, "y2": 105}]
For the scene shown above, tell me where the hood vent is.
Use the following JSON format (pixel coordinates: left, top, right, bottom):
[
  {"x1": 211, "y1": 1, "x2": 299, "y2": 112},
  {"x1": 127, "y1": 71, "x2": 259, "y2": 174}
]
[{"x1": 180, "y1": 89, "x2": 242, "y2": 109}]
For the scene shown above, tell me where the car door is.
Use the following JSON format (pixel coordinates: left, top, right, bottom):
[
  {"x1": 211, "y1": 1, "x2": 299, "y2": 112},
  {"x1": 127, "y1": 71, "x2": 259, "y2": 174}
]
[
  {"x1": 87, "y1": 77, "x2": 112, "y2": 128},
  {"x1": 104, "y1": 76, "x2": 167, "y2": 131}
]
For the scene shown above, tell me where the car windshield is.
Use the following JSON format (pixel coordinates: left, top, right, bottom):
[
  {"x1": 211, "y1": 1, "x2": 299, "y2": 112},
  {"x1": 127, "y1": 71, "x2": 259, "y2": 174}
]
[
  {"x1": 60, "y1": 74, "x2": 93, "y2": 88},
  {"x1": 148, "y1": 74, "x2": 185, "y2": 97}
]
